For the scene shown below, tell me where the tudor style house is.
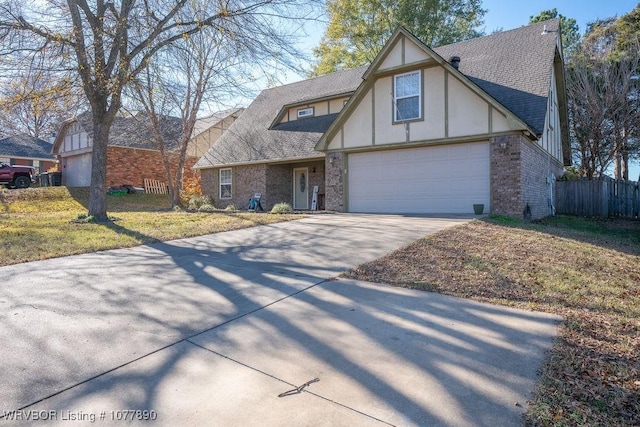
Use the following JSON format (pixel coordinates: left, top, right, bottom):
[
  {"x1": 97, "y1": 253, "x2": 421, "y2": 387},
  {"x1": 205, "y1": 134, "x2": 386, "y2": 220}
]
[
  {"x1": 53, "y1": 109, "x2": 241, "y2": 189},
  {"x1": 195, "y1": 19, "x2": 569, "y2": 219}
]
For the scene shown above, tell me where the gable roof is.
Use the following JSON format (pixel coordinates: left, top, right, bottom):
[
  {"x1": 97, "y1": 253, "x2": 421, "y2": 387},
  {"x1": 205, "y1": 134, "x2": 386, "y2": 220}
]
[
  {"x1": 53, "y1": 112, "x2": 183, "y2": 154},
  {"x1": 197, "y1": 19, "x2": 566, "y2": 168},
  {"x1": 194, "y1": 66, "x2": 367, "y2": 168},
  {"x1": 0, "y1": 134, "x2": 55, "y2": 160},
  {"x1": 432, "y1": 19, "x2": 561, "y2": 135}
]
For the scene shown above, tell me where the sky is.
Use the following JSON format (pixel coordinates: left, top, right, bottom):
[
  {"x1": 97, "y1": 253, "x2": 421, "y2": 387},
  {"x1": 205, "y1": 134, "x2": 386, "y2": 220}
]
[
  {"x1": 284, "y1": 0, "x2": 640, "y2": 180},
  {"x1": 482, "y1": 0, "x2": 640, "y2": 180}
]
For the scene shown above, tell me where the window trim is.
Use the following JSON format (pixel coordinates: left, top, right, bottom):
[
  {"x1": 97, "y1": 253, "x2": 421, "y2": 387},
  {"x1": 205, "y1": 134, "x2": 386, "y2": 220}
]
[
  {"x1": 297, "y1": 107, "x2": 314, "y2": 118},
  {"x1": 219, "y1": 168, "x2": 232, "y2": 199},
  {"x1": 393, "y1": 70, "x2": 422, "y2": 123}
]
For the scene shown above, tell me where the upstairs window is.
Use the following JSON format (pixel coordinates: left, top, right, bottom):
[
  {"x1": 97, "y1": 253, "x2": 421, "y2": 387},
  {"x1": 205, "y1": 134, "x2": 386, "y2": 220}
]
[
  {"x1": 297, "y1": 107, "x2": 314, "y2": 118},
  {"x1": 393, "y1": 71, "x2": 421, "y2": 122},
  {"x1": 219, "y1": 168, "x2": 232, "y2": 199}
]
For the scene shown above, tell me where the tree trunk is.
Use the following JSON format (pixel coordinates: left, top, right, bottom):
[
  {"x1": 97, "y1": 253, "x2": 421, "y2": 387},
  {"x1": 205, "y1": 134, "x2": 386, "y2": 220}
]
[{"x1": 88, "y1": 112, "x2": 112, "y2": 221}]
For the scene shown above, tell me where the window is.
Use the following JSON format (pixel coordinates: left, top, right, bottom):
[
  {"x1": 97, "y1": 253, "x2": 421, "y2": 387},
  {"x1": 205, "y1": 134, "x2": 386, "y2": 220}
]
[
  {"x1": 219, "y1": 168, "x2": 232, "y2": 199},
  {"x1": 297, "y1": 107, "x2": 314, "y2": 118},
  {"x1": 393, "y1": 71, "x2": 421, "y2": 122}
]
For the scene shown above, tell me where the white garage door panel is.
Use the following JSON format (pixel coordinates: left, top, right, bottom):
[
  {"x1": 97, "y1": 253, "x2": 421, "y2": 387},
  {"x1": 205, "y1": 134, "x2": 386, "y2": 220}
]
[
  {"x1": 63, "y1": 153, "x2": 92, "y2": 187},
  {"x1": 348, "y1": 142, "x2": 490, "y2": 213}
]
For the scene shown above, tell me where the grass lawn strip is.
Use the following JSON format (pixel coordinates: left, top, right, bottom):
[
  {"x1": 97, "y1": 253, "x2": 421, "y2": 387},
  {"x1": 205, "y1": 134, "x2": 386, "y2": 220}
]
[
  {"x1": 343, "y1": 216, "x2": 639, "y2": 426},
  {"x1": 0, "y1": 187, "x2": 301, "y2": 266}
]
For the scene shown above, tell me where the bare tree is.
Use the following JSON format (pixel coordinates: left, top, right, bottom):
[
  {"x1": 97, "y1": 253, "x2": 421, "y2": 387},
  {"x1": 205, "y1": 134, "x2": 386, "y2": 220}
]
[
  {"x1": 0, "y1": 68, "x2": 83, "y2": 139},
  {"x1": 129, "y1": 13, "x2": 254, "y2": 208},
  {"x1": 0, "y1": 0, "x2": 315, "y2": 220},
  {"x1": 567, "y1": 36, "x2": 640, "y2": 179}
]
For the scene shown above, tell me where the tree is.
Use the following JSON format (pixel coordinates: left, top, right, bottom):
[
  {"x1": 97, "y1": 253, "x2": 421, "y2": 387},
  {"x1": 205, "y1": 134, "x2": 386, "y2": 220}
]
[
  {"x1": 0, "y1": 69, "x2": 83, "y2": 139},
  {"x1": 578, "y1": 7, "x2": 640, "y2": 180},
  {"x1": 312, "y1": 0, "x2": 486, "y2": 75},
  {"x1": 566, "y1": 34, "x2": 640, "y2": 180},
  {"x1": 530, "y1": 8, "x2": 581, "y2": 57},
  {"x1": 129, "y1": 13, "x2": 249, "y2": 208},
  {"x1": 1, "y1": 0, "x2": 315, "y2": 220}
]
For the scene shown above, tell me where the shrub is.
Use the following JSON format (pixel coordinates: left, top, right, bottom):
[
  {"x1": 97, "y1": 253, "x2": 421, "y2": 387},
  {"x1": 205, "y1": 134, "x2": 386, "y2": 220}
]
[
  {"x1": 270, "y1": 202, "x2": 293, "y2": 214},
  {"x1": 180, "y1": 173, "x2": 203, "y2": 206},
  {"x1": 188, "y1": 195, "x2": 213, "y2": 210},
  {"x1": 198, "y1": 204, "x2": 217, "y2": 212},
  {"x1": 224, "y1": 204, "x2": 237, "y2": 211}
]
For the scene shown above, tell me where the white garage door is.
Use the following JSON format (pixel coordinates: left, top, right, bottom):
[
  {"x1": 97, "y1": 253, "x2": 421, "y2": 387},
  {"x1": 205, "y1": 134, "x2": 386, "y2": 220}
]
[
  {"x1": 348, "y1": 142, "x2": 490, "y2": 214},
  {"x1": 63, "y1": 153, "x2": 92, "y2": 187}
]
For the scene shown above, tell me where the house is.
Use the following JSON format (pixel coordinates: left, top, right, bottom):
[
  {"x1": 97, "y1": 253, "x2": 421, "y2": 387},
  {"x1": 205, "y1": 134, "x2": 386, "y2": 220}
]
[
  {"x1": 188, "y1": 108, "x2": 244, "y2": 158},
  {"x1": 195, "y1": 19, "x2": 569, "y2": 219},
  {"x1": 0, "y1": 134, "x2": 57, "y2": 174},
  {"x1": 52, "y1": 109, "x2": 241, "y2": 189}
]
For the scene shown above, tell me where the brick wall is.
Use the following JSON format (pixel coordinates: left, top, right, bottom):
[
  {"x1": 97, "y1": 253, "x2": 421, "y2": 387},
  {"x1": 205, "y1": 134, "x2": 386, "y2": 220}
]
[
  {"x1": 201, "y1": 164, "x2": 267, "y2": 210},
  {"x1": 201, "y1": 160, "x2": 325, "y2": 211},
  {"x1": 491, "y1": 134, "x2": 563, "y2": 219},
  {"x1": 266, "y1": 164, "x2": 292, "y2": 209},
  {"x1": 106, "y1": 146, "x2": 198, "y2": 189},
  {"x1": 520, "y1": 138, "x2": 564, "y2": 219},
  {"x1": 324, "y1": 152, "x2": 345, "y2": 212}
]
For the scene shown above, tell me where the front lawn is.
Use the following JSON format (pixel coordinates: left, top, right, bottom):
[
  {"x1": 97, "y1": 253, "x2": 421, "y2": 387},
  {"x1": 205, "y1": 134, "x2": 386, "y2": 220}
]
[
  {"x1": 0, "y1": 187, "x2": 300, "y2": 266},
  {"x1": 344, "y1": 215, "x2": 640, "y2": 426}
]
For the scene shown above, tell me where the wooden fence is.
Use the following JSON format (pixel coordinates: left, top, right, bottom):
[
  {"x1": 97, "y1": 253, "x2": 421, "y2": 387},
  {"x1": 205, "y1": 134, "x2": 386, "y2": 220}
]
[
  {"x1": 556, "y1": 178, "x2": 639, "y2": 218},
  {"x1": 144, "y1": 178, "x2": 169, "y2": 195}
]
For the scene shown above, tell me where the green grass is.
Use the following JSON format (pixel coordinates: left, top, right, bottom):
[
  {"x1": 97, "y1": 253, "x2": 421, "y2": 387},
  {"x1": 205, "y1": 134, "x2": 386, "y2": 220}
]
[{"x1": 0, "y1": 187, "x2": 301, "y2": 266}]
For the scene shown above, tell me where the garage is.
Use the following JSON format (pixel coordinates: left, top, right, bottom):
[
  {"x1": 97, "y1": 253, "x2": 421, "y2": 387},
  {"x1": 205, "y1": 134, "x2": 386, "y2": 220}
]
[
  {"x1": 62, "y1": 152, "x2": 92, "y2": 187},
  {"x1": 347, "y1": 141, "x2": 490, "y2": 214}
]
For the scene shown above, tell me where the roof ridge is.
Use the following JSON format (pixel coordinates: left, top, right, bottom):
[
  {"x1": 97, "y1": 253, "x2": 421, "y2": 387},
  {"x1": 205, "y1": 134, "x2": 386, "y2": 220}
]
[
  {"x1": 434, "y1": 18, "x2": 560, "y2": 51},
  {"x1": 262, "y1": 65, "x2": 368, "y2": 93}
]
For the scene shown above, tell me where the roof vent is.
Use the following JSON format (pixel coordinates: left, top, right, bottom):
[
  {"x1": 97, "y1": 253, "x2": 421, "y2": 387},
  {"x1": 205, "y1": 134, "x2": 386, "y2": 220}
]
[{"x1": 450, "y1": 56, "x2": 460, "y2": 70}]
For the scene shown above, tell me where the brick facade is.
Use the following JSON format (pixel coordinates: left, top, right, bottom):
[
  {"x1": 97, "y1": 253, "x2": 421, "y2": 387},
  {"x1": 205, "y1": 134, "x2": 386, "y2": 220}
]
[
  {"x1": 106, "y1": 146, "x2": 198, "y2": 189},
  {"x1": 201, "y1": 159, "x2": 325, "y2": 211},
  {"x1": 324, "y1": 152, "x2": 345, "y2": 212},
  {"x1": 490, "y1": 134, "x2": 563, "y2": 219}
]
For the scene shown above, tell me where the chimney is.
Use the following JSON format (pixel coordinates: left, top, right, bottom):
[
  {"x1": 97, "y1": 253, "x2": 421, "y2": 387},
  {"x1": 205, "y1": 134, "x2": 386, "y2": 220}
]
[{"x1": 450, "y1": 56, "x2": 460, "y2": 70}]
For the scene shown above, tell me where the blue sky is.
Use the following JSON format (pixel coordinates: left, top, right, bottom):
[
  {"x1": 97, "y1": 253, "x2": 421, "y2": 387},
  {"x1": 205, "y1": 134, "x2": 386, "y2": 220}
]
[{"x1": 481, "y1": 0, "x2": 638, "y2": 35}]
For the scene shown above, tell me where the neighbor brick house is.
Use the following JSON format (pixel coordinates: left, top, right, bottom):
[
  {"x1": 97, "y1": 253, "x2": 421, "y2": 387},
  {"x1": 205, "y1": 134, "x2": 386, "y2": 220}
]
[
  {"x1": 0, "y1": 134, "x2": 57, "y2": 174},
  {"x1": 196, "y1": 19, "x2": 569, "y2": 219},
  {"x1": 52, "y1": 110, "x2": 240, "y2": 189}
]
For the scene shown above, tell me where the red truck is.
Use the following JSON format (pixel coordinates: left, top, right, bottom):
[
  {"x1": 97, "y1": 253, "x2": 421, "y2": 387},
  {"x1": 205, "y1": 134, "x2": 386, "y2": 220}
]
[{"x1": 0, "y1": 162, "x2": 35, "y2": 189}]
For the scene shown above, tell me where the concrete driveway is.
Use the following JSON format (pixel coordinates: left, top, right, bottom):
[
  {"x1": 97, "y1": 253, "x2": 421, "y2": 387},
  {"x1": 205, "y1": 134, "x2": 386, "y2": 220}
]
[{"x1": 0, "y1": 214, "x2": 560, "y2": 426}]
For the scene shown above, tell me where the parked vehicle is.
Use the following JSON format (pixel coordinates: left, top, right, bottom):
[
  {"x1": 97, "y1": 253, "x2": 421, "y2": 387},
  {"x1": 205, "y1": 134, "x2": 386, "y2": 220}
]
[{"x1": 0, "y1": 162, "x2": 35, "y2": 189}]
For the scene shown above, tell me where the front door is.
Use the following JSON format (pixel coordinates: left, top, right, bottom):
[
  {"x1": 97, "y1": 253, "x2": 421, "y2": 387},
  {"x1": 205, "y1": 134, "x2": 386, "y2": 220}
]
[{"x1": 293, "y1": 167, "x2": 309, "y2": 210}]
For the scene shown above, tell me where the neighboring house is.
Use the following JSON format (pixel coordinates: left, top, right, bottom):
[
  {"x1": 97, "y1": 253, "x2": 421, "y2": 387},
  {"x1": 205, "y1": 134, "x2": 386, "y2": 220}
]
[
  {"x1": 53, "y1": 112, "x2": 199, "y2": 188},
  {"x1": 196, "y1": 19, "x2": 569, "y2": 219},
  {"x1": 188, "y1": 108, "x2": 244, "y2": 158},
  {"x1": 0, "y1": 134, "x2": 57, "y2": 175}
]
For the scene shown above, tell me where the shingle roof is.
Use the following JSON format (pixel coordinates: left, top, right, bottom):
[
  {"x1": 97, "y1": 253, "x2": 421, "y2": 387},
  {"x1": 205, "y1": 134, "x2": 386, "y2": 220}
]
[
  {"x1": 195, "y1": 66, "x2": 367, "y2": 167},
  {"x1": 74, "y1": 111, "x2": 183, "y2": 151},
  {"x1": 0, "y1": 134, "x2": 55, "y2": 159},
  {"x1": 433, "y1": 19, "x2": 560, "y2": 134},
  {"x1": 196, "y1": 19, "x2": 560, "y2": 168}
]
